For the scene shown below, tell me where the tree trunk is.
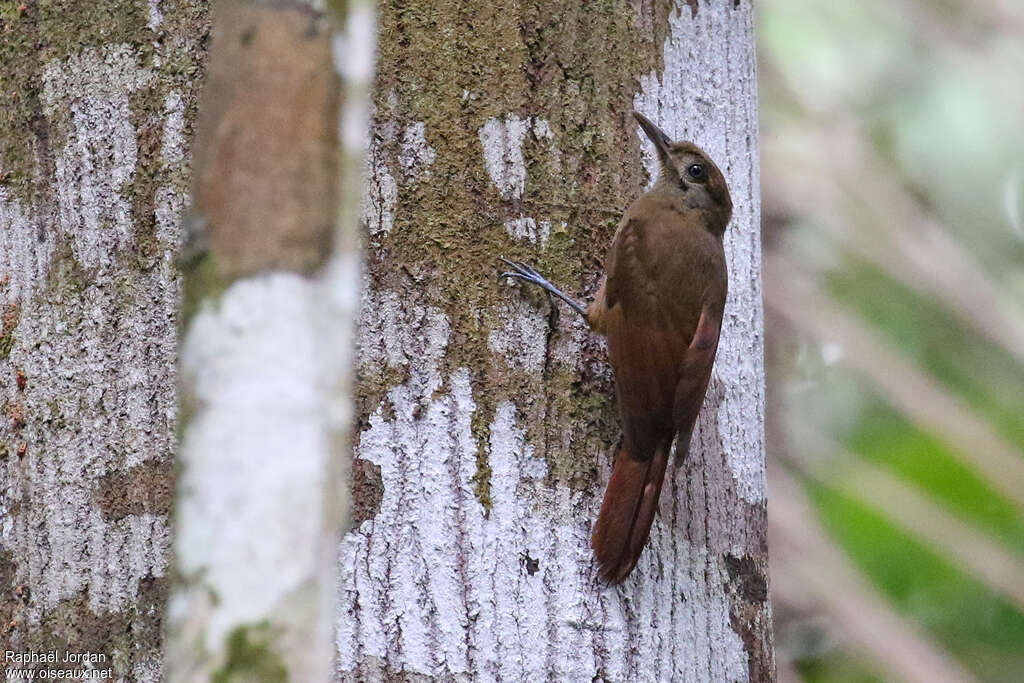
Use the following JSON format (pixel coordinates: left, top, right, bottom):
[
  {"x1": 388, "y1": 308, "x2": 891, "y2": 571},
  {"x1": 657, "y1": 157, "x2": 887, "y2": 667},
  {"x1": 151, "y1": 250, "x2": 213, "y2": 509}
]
[
  {"x1": 0, "y1": 2, "x2": 208, "y2": 680},
  {"x1": 340, "y1": 1, "x2": 772, "y2": 680},
  {"x1": 165, "y1": 1, "x2": 362, "y2": 680}
]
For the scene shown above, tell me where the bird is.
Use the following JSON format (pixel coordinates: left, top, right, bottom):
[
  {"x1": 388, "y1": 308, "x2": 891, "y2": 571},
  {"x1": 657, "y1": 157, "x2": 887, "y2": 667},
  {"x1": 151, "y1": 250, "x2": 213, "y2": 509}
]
[{"x1": 499, "y1": 111, "x2": 731, "y2": 584}]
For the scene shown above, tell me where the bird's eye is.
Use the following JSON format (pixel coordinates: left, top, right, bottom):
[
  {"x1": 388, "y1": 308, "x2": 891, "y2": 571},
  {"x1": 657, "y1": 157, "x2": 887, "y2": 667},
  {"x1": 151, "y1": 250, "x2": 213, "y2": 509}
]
[{"x1": 687, "y1": 163, "x2": 706, "y2": 180}]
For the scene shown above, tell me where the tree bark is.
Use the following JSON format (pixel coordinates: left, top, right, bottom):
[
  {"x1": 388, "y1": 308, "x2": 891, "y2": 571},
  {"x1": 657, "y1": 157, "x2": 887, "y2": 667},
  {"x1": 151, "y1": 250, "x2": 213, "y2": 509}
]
[
  {"x1": 0, "y1": 2, "x2": 208, "y2": 680},
  {"x1": 340, "y1": 1, "x2": 773, "y2": 681}
]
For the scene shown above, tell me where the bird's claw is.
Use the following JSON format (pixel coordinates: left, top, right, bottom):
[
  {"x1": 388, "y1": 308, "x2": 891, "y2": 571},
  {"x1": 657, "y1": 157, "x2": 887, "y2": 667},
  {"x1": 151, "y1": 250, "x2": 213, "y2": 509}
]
[
  {"x1": 498, "y1": 257, "x2": 540, "y2": 282},
  {"x1": 498, "y1": 257, "x2": 553, "y2": 289},
  {"x1": 497, "y1": 257, "x2": 588, "y2": 318}
]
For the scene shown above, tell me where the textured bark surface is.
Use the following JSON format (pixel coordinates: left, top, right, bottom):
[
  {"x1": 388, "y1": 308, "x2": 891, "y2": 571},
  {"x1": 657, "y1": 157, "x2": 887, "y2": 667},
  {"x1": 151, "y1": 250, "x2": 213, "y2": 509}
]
[
  {"x1": 0, "y1": 1, "x2": 208, "y2": 679},
  {"x1": 341, "y1": 0, "x2": 772, "y2": 680},
  {"x1": 166, "y1": 1, "x2": 355, "y2": 681}
]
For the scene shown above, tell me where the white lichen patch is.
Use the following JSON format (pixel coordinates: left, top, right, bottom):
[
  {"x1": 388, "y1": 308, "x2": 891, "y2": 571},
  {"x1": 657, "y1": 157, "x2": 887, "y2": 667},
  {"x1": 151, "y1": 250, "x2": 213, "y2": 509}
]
[
  {"x1": 0, "y1": 190, "x2": 54, "y2": 303},
  {"x1": 531, "y1": 118, "x2": 553, "y2": 141},
  {"x1": 173, "y1": 273, "x2": 332, "y2": 650},
  {"x1": 338, "y1": 368, "x2": 593, "y2": 679},
  {"x1": 147, "y1": 0, "x2": 164, "y2": 31},
  {"x1": 479, "y1": 114, "x2": 530, "y2": 201},
  {"x1": 41, "y1": 44, "x2": 153, "y2": 109},
  {"x1": 550, "y1": 312, "x2": 589, "y2": 369},
  {"x1": 155, "y1": 91, "x2": 188, "y2": 246},
  {"x1": 665, "y1": 540, "x2": 749, "y2": 682},
  {"x1": 635, "y1": 5, "x2": 767, "y2": 505},
  {"x1": 358, "y1": 284, "x2": 450, "y2": 396},
  {"x1": 502, "y1": 215, "x2": 551, "y2": 246},
  {"x1": 487, "y1": 299, "x2": 548, "y2": 375},
  {"x1": 481, "y1": 115, "x2": 561, "y2": 248},
  {"x1": 478, "y1": 115, "x2": 556, "y2": 202},
  {"x1": 362, "y1": 138, "x2": 397, "y2": 236},
  {"x1": 153, "y1": 184, "x2": 184, "y2": 250},
  {"x1": 398, "y1": 122, "x2": 436, "y2": 180},
  {"x1": 633, "y1": 7, "x2": 735, "y2": 187},
  {"x1": 1, "y1": 264, "x2": 177, "y2": 615},
  {"x1": 160, "y1": 91, "x2": 186, "y2": 166},
  {"x1": 42, "y1": 44, "x2": 153, "y2": 272}
]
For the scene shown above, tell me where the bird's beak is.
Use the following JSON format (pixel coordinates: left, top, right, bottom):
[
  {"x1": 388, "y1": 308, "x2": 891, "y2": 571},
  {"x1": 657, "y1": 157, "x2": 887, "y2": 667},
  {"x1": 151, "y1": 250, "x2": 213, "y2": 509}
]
[{"x1": 633, "y1": 111, "x2": 672, "y2": 162}]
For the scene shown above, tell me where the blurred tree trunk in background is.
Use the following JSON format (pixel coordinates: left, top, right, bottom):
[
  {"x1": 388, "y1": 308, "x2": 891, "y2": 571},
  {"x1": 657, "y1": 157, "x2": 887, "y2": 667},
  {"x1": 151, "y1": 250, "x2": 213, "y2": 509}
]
[
  {"x1": 166, "y1": 0, "x2": 365, "y2": 680},
  {"x1": 0, "y1": 2, "x2": 208, "y2": 680},
  {"x1": 341, "y1": 0, "x2": 772, "y2": 680}
]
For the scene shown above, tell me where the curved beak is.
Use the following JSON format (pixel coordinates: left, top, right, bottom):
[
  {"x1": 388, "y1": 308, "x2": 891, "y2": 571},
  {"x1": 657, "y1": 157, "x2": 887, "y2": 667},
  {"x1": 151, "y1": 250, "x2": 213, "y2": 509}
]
[{"x1": 633, "y1": 111, "x2": 672, "y2": 162}]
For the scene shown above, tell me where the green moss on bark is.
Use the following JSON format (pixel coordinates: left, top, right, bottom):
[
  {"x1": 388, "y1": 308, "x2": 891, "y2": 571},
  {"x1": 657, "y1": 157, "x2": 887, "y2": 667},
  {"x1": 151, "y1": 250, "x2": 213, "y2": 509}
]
[
  {"x1": 36, "y1": 0, "x2": 149, "y2": 59},
  {"x1": 360, "y1": 0, "x2": 674, "y2": 501},
  {"x1": 0, "y1": 3, "x2": 52, "y2": 204},
  {"x1": 5, "y1": 577, "x2": 168, "y2": 680},
  {"x1": 181, "y1": 250, "x2": 228, "y2": 324},
  {"x1": 211, "y1": 622, "x2": 289, "y2": 683}
]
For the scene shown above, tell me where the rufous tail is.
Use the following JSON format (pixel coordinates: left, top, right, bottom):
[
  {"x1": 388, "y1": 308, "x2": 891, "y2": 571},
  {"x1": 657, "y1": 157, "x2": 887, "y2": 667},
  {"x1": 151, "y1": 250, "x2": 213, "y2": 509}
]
[{"x1": 591, "y1": 441, "x2": 671, "y2": 584}]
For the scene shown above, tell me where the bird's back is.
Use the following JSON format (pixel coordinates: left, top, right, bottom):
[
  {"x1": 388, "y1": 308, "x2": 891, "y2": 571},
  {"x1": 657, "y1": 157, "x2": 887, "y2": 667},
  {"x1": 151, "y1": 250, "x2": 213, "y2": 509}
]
[{"x1": 603, "y1": 194, "x2": 726, "y2": 454}]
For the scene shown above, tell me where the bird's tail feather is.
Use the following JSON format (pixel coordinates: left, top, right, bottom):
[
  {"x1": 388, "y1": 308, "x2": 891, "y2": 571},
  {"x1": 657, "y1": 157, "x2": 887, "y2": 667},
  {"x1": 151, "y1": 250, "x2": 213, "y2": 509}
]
[{"x1": 591, "y1": 441, "x2": 672, "y2": 584}]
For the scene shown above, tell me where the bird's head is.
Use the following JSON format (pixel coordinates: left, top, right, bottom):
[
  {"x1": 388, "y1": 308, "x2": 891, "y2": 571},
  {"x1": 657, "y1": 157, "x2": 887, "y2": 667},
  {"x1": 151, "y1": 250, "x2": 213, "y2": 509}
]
[{"x1": 634, "y1": 111, "x2": 732, "y2": 232}]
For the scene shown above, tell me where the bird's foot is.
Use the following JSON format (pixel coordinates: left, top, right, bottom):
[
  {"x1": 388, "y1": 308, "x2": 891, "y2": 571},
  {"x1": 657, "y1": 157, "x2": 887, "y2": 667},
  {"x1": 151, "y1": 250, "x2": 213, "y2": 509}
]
[{"x1": 498, "y1": 257, "x2": 586, "y2": 318}]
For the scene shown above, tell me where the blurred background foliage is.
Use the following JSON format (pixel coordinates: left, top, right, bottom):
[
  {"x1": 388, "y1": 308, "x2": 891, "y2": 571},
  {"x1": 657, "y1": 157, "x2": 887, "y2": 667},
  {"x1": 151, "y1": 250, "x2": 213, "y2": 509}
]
[{"x1": 757, "y1": 0, "x2": 1024, "y2": 681}]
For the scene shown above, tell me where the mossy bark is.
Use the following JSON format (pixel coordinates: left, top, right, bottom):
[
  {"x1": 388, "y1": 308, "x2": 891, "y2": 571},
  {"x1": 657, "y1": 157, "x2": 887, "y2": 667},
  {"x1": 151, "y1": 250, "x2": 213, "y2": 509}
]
[
  {"x1": 0, "y1": 1, "x2": 208, "y2": 680},
  {"x1": 343, "y1": 0, "x2": 773, "y2": 680}
]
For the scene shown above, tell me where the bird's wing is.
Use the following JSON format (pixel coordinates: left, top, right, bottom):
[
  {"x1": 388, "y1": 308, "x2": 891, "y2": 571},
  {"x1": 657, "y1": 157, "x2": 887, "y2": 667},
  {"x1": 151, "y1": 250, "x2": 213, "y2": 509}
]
[
  {"x1": 593, "y1": 210, "x2": 724, "y2": 582},
  {"x1": 672, "y1": 306, "x2": 722, "y2": 450},
  {"x1": 604, "y1": 215, "x2": 693, "y2": 461}
]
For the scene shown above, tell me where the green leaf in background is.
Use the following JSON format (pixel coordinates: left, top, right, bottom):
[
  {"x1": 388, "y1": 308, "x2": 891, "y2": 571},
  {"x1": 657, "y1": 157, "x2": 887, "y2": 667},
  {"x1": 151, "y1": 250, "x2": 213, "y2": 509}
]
[
  {"x1": 841, "y1": 398, "x2": 1024, "y2": 557},
  {"x1": 810, "y1": 483, "x2": 1024, "y2": 681},
  {"x1": 827, "y1": 258, "x2": 1024, "y2": 452}
]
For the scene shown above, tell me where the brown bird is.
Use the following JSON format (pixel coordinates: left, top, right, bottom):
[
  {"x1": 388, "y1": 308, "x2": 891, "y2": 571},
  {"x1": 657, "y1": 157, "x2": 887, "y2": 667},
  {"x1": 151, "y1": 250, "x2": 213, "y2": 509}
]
[{"x1": 499, "y1": 112, "x2": 731, "y2": 584}]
